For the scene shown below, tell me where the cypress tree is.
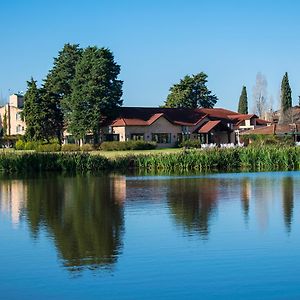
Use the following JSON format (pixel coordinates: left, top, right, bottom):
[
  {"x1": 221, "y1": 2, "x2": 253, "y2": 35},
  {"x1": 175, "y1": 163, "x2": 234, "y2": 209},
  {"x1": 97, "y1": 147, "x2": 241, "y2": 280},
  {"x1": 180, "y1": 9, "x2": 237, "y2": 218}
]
[
  {"x1": 281, "y1": 72, "x2": 292, "y2": 112},
  {"x1": 280, "y1": 72, "x2": 292, "y2": 124},
  {"x1": 23, "y1": 78, "x2": 45, "y2": 141},
  {"x1": 238, "y1": 86, "x2": 248, "y2": 114}
]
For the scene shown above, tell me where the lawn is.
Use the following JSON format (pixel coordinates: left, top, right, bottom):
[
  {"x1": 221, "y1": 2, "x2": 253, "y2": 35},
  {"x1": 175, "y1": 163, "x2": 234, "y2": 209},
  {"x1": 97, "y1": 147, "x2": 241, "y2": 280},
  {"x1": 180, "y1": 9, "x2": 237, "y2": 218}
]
[{"x1": 91, "y1": 147, "x2": 182, "y2": 158}]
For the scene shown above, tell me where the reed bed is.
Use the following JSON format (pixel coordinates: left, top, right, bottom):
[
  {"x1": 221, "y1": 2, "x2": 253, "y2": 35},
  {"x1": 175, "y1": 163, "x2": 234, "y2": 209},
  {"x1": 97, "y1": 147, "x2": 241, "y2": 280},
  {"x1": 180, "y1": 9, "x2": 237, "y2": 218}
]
[{"x1": 0, "y1": 146, "x2": 300, "y2": 173}]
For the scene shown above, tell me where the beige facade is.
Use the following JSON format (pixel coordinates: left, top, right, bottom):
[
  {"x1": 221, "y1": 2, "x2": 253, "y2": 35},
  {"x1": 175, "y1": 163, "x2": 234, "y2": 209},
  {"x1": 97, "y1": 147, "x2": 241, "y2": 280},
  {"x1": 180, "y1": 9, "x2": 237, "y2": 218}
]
[
  {"x1": 0, "y1": 94, "x2": 26, "y2": 136},
  {"x1": 112, "y1": 116, "x2": 195, "y2": 147},
  {"x1": 110, "y1": 115, "x2": 234, "y2": 147}
]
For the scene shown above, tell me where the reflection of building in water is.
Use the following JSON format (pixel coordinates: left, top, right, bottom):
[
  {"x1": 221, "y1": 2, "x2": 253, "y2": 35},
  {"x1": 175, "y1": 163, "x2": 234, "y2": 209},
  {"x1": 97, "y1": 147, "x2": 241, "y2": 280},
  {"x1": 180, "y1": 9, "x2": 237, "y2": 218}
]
[
  {"x1": 167, "y1": 178, "x2": 219, "y2": 238},
  {"x1": 25, "y1": 174, "x2": 125, "y2": 272},
  {"x1": 282, "y1": 177, "x2": 294, "y2": 233},
  {"x1": 111, "y1": 175, "x2": 126, "y2": 204},
  {"x1": 0, "y1": 180, "x2": 27, "y2": 226}
]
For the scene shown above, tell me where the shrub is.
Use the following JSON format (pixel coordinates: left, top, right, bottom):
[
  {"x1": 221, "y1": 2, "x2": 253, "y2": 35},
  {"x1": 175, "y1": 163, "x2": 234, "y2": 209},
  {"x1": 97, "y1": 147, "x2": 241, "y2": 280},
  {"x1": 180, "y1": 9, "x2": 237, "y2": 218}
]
[
  {"x1": 248, "y1": 134, "x2": 294, "y2": 147},
  {"x1": 81, "y1": 144, "x2": 94, "y2": 152},
  {"x1": 61, "y1": 144, "x2": 80, "y2": 152},
  {"x1": 179, "y1": 140, "x2": 201, "y2": 148},
  {"x1": 36, "y1": 143, "x2": 61, "y2": 152},
  {"x1": 15, "y1": 140, "x2": 25, "y2": 150},
  {"x1": 100, "y1": 140, "x2": 157, "y2": 151},
  {"x1": 24, "y1": 141, "x2": 40, "y2": 150}
]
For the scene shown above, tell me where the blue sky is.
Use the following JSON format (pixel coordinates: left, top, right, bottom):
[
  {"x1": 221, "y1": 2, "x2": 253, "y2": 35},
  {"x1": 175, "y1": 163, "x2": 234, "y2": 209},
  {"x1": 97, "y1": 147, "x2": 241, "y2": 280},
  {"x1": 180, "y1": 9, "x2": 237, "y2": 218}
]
[{"x1": 1, "y1": 0, "x2": 300, "y2": 111}]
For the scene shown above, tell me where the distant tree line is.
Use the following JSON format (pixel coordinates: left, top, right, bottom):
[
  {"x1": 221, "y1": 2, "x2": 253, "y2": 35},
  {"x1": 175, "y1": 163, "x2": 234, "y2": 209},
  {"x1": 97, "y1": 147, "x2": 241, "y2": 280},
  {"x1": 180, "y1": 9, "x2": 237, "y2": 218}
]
[
  {"x1": 238, "y1": 71, "x2": 293, "y2": 124},
  {"x1": 23, "y1": 44, "x2": 123, "y2": 144}
]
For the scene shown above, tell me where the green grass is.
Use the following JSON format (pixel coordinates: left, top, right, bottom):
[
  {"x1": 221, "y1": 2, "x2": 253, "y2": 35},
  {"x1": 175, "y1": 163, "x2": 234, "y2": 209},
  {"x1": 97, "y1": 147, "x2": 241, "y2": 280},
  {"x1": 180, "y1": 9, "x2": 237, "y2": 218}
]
[{"x1": 91, "y1": 148, "x2": 182, "y2": 158}]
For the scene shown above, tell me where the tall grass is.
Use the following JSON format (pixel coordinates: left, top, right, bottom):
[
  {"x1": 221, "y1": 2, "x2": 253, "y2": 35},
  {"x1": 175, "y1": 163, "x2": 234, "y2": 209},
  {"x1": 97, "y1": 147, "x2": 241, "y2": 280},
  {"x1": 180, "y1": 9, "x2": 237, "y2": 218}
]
[
  {"x1": 134, "y1": 147, "x2": 300, "y2": 172},
  {"x1": 1, "y1": 146, "x2": 300, "y2": 173},
  {"x1": 0, "y1": 152, "x2": 110, "y2": 173}
]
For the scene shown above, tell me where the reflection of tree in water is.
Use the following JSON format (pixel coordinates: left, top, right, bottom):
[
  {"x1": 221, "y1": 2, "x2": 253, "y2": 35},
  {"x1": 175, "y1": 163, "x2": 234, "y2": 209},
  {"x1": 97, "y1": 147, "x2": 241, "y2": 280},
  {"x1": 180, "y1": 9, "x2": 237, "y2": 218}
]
[
  {"x1": 241, "y1": 178, "x2": 251, "y2": 221},
  {"x1": 167, "y1": 178, "x2": 218, "y2": 238},
  {"x1": 282, "y1": 177, "x2": 294, "y2": 233},
  {"x1": 25, "y1": 174, "x2": 124, "y2": 272}
]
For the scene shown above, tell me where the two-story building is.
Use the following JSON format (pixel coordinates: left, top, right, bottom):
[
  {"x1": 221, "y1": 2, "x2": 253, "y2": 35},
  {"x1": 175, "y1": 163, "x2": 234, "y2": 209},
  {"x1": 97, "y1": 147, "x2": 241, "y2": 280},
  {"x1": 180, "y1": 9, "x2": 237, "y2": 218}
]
[{"x1": 0, "y1": 94, "x2": 26, "y2": 136}]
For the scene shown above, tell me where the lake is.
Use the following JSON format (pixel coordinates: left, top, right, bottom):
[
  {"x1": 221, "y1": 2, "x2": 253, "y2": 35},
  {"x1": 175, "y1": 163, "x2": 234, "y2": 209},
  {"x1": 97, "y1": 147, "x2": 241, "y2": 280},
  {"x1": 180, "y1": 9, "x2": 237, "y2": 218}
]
[{"x1": 1, "y1": 171, "x2": 300, "y2": 299}]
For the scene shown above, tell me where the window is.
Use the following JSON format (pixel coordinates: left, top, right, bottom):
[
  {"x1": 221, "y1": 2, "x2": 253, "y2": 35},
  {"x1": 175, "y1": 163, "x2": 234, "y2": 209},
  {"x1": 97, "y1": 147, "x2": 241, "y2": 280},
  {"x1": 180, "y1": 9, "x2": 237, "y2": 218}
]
[
  {"x1": 16, "y1": 125, "x2": 22, "y2": 133},
  {"x1": 16, "y1": 112, "x2": 22, "y2": 121},
  {"x1": 181, "y1": 126, "x2": 189, "y2": 133},
  {"x1": 105, "y1": 134, "x2": 120, "y2": 141},
  {"x1": 131, "y1": 133, "x2": 144, "y2": 141},
  {"x1": 152, "y1": 133, "x2": 171, "y2": 144}
]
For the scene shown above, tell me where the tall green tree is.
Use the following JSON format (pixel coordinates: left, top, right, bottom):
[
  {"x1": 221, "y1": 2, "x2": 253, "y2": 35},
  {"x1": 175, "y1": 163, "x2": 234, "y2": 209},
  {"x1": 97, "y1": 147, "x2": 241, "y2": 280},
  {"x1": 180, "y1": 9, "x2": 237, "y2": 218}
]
[
  {"x1": 23, "y1": 78, "x2": 45, "y2": 141},
  {"x1": 238, "y1": 86, "x2": 248, "y2": 114},
  {"x1": 43, "y1": 44, "x2": 83, "y2": 141},
  {"x1": 279, "y1": 72, "x2": 292, "y2": 124},
  {"x1": 44, "y1": 44, "x2": 83, "y2": 97},
  {"x1": 281, "y1": 72, "x2": 292, "y2": 112},
  {"x1": 164, "y1": 72, "x2": 218, "y2": 108},
  {"x1": 68, "y1": 47, "x2": 123, "y2": 144}
]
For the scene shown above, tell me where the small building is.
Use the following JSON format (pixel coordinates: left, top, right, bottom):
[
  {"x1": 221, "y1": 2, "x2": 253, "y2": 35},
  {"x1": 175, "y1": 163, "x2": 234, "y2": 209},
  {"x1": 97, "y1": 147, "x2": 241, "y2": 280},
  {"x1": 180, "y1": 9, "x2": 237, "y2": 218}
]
[
  {"x1": 0, "y1": 94, "x2": 26, "y2": 136},
  {"x1": 240, "y1": 123, "x2": 300, "y2": 142}
]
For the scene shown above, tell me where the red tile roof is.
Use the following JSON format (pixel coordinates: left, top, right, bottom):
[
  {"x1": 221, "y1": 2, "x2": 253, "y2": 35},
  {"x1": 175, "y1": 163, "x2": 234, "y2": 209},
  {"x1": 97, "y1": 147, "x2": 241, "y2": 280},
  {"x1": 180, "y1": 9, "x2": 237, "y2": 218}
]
[
  {"x1": 110, "y1": 107, "x2": 208, "y2": 127},
  {"x1": 198, "y1": 108, "x2": 238, "y2": 118},
  {"x1": 106, "y1": 107, "x2": 269, "y2": 128},
  {"x1": 256, "y1": 118, "x2": 271, "y2": 125},
  {"x1": 240, "y1": 124, "x2": 300, "y2": 135},
  {"x1": 198, "y1": 120, "x2": 221, "y2": 133},
  {"x1": 240, "y1": 125, "x2": 275, "y2": 135}
]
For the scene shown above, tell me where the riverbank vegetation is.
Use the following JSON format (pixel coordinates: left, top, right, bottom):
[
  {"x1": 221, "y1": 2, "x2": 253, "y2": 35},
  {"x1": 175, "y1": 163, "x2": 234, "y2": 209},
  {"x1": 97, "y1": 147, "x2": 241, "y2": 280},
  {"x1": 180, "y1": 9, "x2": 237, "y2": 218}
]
[{"x1": 1, "y1": 146, "x2": 300, "y2": 173}]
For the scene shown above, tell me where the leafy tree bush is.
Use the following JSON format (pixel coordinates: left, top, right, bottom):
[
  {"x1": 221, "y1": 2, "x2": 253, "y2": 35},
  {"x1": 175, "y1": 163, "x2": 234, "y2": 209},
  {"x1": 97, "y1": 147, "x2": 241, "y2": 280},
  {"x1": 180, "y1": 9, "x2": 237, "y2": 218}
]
[
  {"x1": 100, "y1": 141, "x2": 157, "y2": 151},
  {"x1": 24, "y1": 141, "x2": 41, "y2": 150},
  {"x1": 178, "y1": 140, "x2": 201, "y2": 148},
  {"x1": 61, "y1": 144, "x2": 80, "y2": 152},
  {"x1": 36, "y1": 143, "x2": 61, "y2": 152},
  {"x1": 164, "y1": 72, "x2": 218, "y2": 108},
  {"x1": 247, "y1": 134, "x2": 294, "y2": 147},
  {"x1": 80, "y1": 144, "x2": 94, "y2": 151},
  {"x1": 15, "y1": 140, "x2": 25, "y2": 150}
]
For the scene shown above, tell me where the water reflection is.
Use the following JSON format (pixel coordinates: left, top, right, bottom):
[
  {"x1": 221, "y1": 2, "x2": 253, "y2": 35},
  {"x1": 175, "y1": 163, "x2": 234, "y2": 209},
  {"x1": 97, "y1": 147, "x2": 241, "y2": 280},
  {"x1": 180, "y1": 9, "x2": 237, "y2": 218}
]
[
  {"x1": 0, "y1": 174, "x2": 125, "y2": 272},
  {"x1": 241, "y1": 178, "x2": 250, "y2": 221},
  {"x1": 0, "y1": 172, "x2": 298, "y2": 270},
  {"x1": 167, "y1": 178, "x2": 219, "y2": 238},
  {"x1": 0, "y1": 180, "x2": 27, "y2": 227},
  {"x1": 282, "y1": 177, "x2": 294, "y2": 232}
]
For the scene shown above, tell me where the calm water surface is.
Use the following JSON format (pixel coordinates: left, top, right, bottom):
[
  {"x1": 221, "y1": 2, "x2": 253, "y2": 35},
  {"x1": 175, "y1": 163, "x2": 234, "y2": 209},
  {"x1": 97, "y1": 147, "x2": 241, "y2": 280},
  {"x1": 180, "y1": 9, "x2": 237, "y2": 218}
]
[{"x1": 1, "y1": 171, "x2": 300, "y2": 299}]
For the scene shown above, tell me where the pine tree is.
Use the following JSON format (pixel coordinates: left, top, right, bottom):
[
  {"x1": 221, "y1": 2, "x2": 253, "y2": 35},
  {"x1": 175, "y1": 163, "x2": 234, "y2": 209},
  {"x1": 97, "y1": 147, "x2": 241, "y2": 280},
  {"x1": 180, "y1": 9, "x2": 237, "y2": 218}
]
[
  {"x1": 23, "y1": 78, "x2": 45, "y2": 141},
  {"x1": 68, "y1": 47, "x2": 123, "y2": 144},
  {"x1": 43, "y1": 44, "x2": 83, "y2": 142},
  {"x1": 238, "y1": 86, "x2": 248, "y2": 114},
  {"x1": 164, "y1": 72, "x2": 218, "y2": 108},
  {"x1": 44, "y1": 44, "x2": 83, "y2": 97},
  {"x1": 279, "y1": 72, "x2": 292, "y2": 124}
]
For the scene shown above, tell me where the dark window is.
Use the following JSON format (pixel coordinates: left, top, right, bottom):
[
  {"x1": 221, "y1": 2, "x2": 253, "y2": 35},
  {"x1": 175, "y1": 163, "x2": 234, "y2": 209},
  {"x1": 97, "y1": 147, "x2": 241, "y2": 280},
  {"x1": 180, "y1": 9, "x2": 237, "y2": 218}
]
[
  {"x1": 152, "y1": 133, "x2": 171, "y2": 144},
  {"x1": 105, "y1": 134, "x2": 120, "y2": 141},
  {"x1": 131, "y1": 133, "x2": 144, "y2": 141}
]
